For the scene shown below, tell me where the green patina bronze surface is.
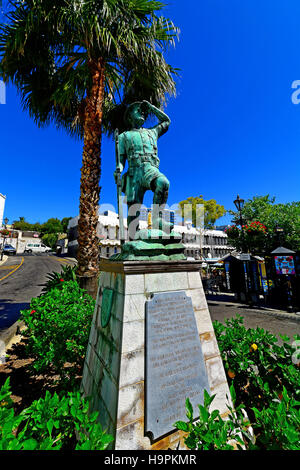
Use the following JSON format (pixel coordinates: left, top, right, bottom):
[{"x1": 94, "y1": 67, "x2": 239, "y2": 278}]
[
  {"x1": 112, "y1": 100, "x2": 185, "y2": 261},
  {"x1": 110, "y1": 229, "x2": 186, "y2": 261}
]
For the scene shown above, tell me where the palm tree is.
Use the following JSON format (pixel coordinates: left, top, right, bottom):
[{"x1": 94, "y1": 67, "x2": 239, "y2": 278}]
[{"x1": 0, "y1": 0, "x2": 178, "y2": 296}]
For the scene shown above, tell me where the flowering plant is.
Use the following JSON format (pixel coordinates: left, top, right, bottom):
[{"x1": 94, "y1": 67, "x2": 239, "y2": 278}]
[
  {"x1": 0, "y1": 229, "x2": 10, "y2": 237},
  {"x1": 225, "y1": 225, "x2": 240, "y2": 239},
  {"x1": 243, "y1": 221, "x2": 267, "y2": 235}
]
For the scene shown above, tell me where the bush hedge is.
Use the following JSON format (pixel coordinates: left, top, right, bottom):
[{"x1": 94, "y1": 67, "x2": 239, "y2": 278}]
[
  {"x1": 0, "y1": 378, "x2": 113, "y2": 450},
  {"x1": 20, "y1": 280, "x2": 95, "y2": 386},
  {"x1": 175, "y1": 315, "x2": 300, "y2": 450}
]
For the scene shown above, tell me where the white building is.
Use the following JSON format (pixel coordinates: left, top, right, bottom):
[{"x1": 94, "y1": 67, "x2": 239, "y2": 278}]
[
  {"x1": 0, "y1": 193, "x2": 6, "y2": 228},
  {"x1": 67, "y1": 210, "x2": 233, "y2": 260},
  {"x1": 0, "y1": 230, "x2": 43, "y2": 253}
]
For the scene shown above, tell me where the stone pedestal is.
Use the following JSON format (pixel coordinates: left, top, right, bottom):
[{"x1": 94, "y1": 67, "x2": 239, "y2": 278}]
[{"x1": 81, "y1": 259, "x2": 232, "y2": 450}]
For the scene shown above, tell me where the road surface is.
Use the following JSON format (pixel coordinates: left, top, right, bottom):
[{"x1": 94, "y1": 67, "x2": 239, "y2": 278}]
[
  {"x1": 207, "y1": 294, "x2": 300, "y2": 343},
  {"x1": 0, "y1": 254, "x2": 76, "y2": 330}
]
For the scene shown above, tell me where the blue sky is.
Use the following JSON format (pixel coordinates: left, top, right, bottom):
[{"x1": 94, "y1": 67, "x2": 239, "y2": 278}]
[{"x1": 1, "y1": 0, "x2": 300, "y2": 226}]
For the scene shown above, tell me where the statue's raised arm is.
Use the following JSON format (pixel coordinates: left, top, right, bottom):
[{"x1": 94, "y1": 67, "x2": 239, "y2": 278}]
[{"x1": 142, "y1": 100, "x2": 171, "y2": 138}]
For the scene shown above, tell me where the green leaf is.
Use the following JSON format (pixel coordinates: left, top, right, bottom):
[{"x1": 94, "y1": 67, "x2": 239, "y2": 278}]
[
  {"x1": 22, "y1": 438, "x2": 38, "y2": 450},
  {"x1": 173, "y1": 421, "x2": 189, "y2": 432},
  {"x1": 203, "y1": 389, "x2": 216, "y2": 409},
  {"x1": 229, "y1": 383, "x2": 236, "y2": 403},
  {"x1": 46, "y1": 419, "x2": 54, "y2": 436},
  {"x1": 185, "y1": 398, "x2": 193, "y2": 421},
  {"x1": 210, "y1": 409, "x2": 220, "y2": 421},
  {"x1": 198, "y1": 405, "x2": 209, "y2": 422}
]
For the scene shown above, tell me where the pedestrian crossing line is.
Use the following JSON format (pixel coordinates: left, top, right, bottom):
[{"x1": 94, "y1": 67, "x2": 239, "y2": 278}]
[{"x1": 0, "y1": 257, "x2": 24, "y2": 282}]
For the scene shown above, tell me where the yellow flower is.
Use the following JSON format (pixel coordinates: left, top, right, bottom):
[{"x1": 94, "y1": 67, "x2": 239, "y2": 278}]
[{"x1": 250, "y1": 343, "x2": 258, "y2": 352}]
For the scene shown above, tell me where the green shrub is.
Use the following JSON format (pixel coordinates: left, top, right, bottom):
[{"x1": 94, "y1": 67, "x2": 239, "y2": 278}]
[
  {"x1": 251, "y1": 386, "x2": 300, "y2": 450},
  {"x1": 213, "y1": 315, "x2": 300, "y2": 410},
  {"x1": 175, "y1": 316, "x2": 300, "y2": 450},
  {"x1": 41, "y1": 264, "x2": 78, "y2": 294},
  {"x1": 174, "y1": 387, "x2": 252, "y2": 450},
  {"x1": 20, "y1": 280, "x2": 95, "y2": 384},
  {"x1": 0, "y1": 378, "x2": 113, "y2": 450},
  {"x1": 174, "y1": 386, "x2": 300, "y2": 450}
]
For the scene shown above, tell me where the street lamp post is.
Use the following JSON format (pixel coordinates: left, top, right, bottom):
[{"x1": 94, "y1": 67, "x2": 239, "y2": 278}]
[
  {"x1": 233, "y1": 195, "x2": 251, "y2": 303},
  {"x1": 275, "y1": 222, "x2": 284, "y2": 247},
  {"x1": 233, "y1": 194, "x2": 246, "y2": 252}
]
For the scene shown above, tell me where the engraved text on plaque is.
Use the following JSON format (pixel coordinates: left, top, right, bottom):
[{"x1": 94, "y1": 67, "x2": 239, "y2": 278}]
[{"x1": 145, "y1": 291, "x2": 210, "y2": 440}]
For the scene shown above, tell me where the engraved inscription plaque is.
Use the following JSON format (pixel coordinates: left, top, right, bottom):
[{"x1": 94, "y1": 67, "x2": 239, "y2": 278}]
[{"x1": 145, "y1": 291, "x2": 210, "y2": 440}]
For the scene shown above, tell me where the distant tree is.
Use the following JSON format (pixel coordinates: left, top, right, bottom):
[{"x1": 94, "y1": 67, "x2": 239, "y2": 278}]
[
  {"x1": 177, "y1": 196, "x2": 226, "y2": 229},
  {"x1": 228, "y1": 195, "x2": 300, "y2": 253},
  {"x1": 31, "y1": 222, "x2": 42, "y2": 232},
  {"x1": 41, "y1": 233, "x2": 58, "y2": 250},
  {"x1": 12, "y1": 217, "x2": 35, "y2": 232},
  {"x1": 40, "y1": 218, "x2": 63, "y2": 235},
  {"x1": 12, "y1": 217, "x2": 71, "y2": 237},
  {"x1": 61, "y1": 217, "x2": 72, "y2": 233}
]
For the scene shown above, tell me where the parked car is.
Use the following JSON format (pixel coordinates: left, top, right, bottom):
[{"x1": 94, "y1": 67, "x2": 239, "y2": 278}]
[
  {"x1": 2, "y1": 244, "x2": 16, "y2": 255},
  {"x1": 24, "y1": 243, "x2": 52, "y2": 253}
]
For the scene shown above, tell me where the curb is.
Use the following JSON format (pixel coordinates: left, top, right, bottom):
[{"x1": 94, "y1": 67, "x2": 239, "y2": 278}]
[
  {"x1": 0, "y1": 320, "x2": 25, "y2": 349},
  {"x1": 248, "y1": 309, "x2": 300, "y2": 323},
  {"x1": 0, "y1": 255, "x2": 8, "y2": 266},
  {"x1": 55, "y1": 256, "x2": 77, "y2": 264},
  {"x1": 207, "y1": 300, "x2": 300, "y2": 323}
]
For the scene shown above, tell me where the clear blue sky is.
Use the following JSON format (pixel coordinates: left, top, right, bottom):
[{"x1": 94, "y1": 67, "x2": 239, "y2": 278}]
[{"x1": 1, "y1": 0, "x2": 300, "y2": 226}]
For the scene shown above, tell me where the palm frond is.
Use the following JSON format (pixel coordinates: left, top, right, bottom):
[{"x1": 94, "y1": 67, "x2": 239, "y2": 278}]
[{"x1": 0, "y1": 0, "x2": 179, "y2": 138}]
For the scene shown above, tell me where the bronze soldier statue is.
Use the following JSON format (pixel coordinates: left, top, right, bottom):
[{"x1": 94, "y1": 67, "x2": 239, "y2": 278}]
[{"x1": 115, "y1": 100, "x2": 172, "y2": 239}]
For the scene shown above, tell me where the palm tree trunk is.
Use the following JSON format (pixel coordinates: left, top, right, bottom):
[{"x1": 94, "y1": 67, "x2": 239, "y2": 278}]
[{"x1": 77, "y1": 58, "x2": 105, "y2": 298}]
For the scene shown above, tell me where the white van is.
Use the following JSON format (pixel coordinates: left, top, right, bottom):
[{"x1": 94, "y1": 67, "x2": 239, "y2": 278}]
[{"x1": 24, "y1": 243, "x2": 52, "y2": 253}]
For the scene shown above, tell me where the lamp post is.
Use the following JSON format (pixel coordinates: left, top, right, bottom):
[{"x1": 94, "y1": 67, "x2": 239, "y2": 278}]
[
  {"x1": 233, "y1": 195, "x2": 246, "y2": 252},
  {"x1": 274, "y1": 222, "x2": 284, "y2": 247},
  {"x1": 233, "y1": 195, "x2": 251, "y2": 303}
]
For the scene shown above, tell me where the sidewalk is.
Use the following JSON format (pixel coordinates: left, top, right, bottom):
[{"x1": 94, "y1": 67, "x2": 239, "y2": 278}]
[
  {"x1": 0, "y1": 321, "x2": 25, "y2": 363},
  {"x1": 206, "y1": 292, "x2": 300, "y2": 323},
  {"x1": 0, "y1": 255, "x2": 8, "y2": 266},
  {"x1": 0, "y1": 255, "x2": 22, "y2": 357}
]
